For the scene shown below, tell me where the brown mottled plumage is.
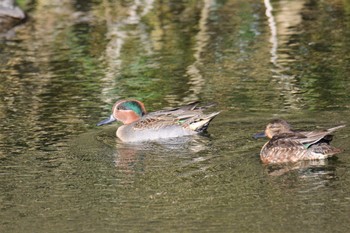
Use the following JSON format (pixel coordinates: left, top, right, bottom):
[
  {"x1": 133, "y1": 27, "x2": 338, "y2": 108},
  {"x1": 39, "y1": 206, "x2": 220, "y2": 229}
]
[{"x1": 255, "y1": 119, "x2": 345, "y2": 164}]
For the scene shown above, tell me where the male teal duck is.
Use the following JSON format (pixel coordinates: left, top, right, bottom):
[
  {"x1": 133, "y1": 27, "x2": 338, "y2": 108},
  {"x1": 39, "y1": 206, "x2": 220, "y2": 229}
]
[
  {"x1": 254, "y1": 119, "x2": 345, "y2": 164},
  {"x1": 97, "y1": 99, "x2": 220, "y2": 142}
]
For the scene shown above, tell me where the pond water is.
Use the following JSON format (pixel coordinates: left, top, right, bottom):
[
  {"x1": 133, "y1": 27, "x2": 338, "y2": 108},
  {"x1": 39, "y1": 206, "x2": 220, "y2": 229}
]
[{"x1": 1, "y1": 0, "x2": 350, "y2": 232}]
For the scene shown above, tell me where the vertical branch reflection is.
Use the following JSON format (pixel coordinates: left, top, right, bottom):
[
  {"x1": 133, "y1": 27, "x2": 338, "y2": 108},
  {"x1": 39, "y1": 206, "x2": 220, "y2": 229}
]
[
  {"x1": 180, "y1": 0, "x2": 214, "y2": 103},
  {"x1": 101, "y1": 0, "x2": 155, "y2": 103},
  {"x1": 264, "y1": 0, "x2": 278, "y2": 67},
  {"x1": 264, "y1": 0, "x2": 305, "y2": 109}
]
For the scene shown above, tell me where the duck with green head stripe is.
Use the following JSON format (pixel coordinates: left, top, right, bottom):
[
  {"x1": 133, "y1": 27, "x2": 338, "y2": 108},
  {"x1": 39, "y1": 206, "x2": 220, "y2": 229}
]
[{"x1": 97, "y1": 99, "x2": 220, "y2": 142}]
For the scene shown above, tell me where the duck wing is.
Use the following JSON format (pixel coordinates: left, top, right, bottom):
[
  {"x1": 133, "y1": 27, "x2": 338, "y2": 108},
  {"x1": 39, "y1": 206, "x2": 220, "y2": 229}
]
[
  {"x1": 150, "y1": 102, "x2": 216, "y2": 117},
  {"x1": 297, "y1": 125, "x2": 345, "y2": 145},
  {"x1": 132, "y1": 114, "x2": 179, "y2": 130},
  {"x1": 132, "y1": 111, "x2": 220, "y2": 132},
  {"x1": 261, "y1": 133, "x2": 308, "y2": 163},
  {"x1": 267, "y1": 133, "x2": 307, "y2": 148}
]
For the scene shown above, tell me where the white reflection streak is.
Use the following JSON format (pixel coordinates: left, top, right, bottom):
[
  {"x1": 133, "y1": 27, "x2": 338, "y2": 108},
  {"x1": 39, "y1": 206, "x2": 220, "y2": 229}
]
[
  {"x1": 181, "y1": 0, "x2": 214, "y2": 103},
  {"x1": 102, "y1": 0, "x2": 154, "y2": 102},
  {"x1": 264, "y1": 0, "x2": 306, "y2": 110},
  {"x1": 264, "y1": 0, "x2": 278, "y2": 66}
]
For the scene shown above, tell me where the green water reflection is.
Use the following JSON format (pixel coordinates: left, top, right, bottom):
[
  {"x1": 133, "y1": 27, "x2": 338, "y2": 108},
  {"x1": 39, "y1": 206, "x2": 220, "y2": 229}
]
[{"x1": 1, "y1": 0, "x2": 350, "y2": 232}]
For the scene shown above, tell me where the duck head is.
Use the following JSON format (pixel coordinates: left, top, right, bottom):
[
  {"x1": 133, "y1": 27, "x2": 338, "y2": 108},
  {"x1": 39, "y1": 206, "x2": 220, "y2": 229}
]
[
  {"x1": 97, "y1": 99, "x2": 147, "y2": 126},
  {"x1": 254, "y1": 119, "x2": 292, "y2": 139}
]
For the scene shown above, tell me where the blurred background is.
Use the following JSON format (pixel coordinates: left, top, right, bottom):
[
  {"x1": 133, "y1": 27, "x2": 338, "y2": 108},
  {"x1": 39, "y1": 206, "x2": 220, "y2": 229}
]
[{"x1": 1, "y1": 0, "x2": 350, "y2": 232}]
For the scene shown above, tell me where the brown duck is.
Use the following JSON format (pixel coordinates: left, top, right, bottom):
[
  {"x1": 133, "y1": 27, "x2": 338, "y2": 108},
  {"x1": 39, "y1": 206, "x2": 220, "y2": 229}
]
[{"x1": 254, "y1": 119, "x2": 345, "y2": 164}]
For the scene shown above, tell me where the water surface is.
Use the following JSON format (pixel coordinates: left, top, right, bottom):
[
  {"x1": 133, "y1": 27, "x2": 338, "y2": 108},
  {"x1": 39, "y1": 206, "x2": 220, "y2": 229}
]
[{"x1": 1, "y1": 0, "x2": 350, "y2": 232}]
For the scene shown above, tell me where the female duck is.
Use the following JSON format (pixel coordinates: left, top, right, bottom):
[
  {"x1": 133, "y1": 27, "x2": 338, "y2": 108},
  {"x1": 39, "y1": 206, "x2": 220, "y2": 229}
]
[
  {"x1": 254, "y1": 119, "x2": 345, "y2": 164},
  {"x1": 97, "y1": 99, "x2": 220, "y2": 142}
]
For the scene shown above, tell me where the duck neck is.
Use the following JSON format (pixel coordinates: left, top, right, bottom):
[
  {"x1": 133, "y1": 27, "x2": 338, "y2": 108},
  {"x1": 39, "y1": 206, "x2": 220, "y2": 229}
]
[{"x1": 117, "y1": 110, "x2": 141, "y2": 124}]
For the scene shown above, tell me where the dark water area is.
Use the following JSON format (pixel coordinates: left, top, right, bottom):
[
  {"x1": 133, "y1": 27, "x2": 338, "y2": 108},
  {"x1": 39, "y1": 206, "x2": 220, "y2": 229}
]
[{"x1": 1, "y1": 0, "x2": 350, "y2": 232}]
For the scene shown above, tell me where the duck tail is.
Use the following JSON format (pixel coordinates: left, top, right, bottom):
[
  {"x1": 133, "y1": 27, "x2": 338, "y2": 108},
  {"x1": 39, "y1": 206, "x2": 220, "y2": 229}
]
[
  {"x1": 180, "y1": 101, "x2": 217, "y2": 111},
  {"x1": 327, "y1": 125, "x2": 346, "y2": 133},
  {"x1": 189, "y1": 112, "x2": 220, "y2": 133}
]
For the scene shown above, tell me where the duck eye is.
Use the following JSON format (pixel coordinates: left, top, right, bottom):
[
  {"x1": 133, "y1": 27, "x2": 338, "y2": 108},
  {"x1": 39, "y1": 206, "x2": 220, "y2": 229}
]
[{"x1": 116, "y1": 105, "x2": 126, "y2": 110}]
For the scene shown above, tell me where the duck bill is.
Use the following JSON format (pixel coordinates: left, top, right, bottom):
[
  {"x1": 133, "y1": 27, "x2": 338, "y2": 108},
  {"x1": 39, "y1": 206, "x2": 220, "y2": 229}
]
[
  {"x1": 253, "y1": 132, "x2": 266, "y2": 139},
  {"x1": 96, "y1": 114, "x2": 117, "y2": 126}
]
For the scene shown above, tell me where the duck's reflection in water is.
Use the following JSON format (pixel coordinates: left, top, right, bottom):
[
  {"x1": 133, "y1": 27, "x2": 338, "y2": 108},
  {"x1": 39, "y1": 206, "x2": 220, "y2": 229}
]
[
  {"x1": 265, "y1": 157, "x2": 341, "y2": 193},
  {"x1": 113, "y1": 135, "x2": 212, "y2": 174},
  {"x1": 265, "y1": 158, "x2": 339, "y2": 180}
]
